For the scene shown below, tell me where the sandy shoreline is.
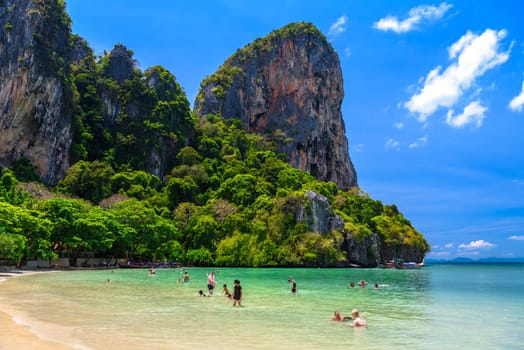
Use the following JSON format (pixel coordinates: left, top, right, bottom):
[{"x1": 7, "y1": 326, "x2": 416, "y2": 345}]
[{"x1": 0, "y1": 269, "x2": 77, "y2": 350}]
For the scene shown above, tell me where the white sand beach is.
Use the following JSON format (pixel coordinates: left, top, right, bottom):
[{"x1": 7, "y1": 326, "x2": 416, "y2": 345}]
[{"x1": 0, "y1": 270, "x2": 75, "y2": 350}]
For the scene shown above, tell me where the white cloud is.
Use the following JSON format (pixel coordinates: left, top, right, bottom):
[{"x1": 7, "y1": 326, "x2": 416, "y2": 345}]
[
  {"x1": 509, "y1": 235, "x2": 524, "y2": 241},
  {"x1": 328, "y1": 15, "x2": 348, "y2": 38},
  {"x1": 458, "y1": 239, "x2": 495, "y2": 249},
  {"x1": 509, "y1": 80, "x2": 524, "y2": 112},
  {"x1": 409, "y1": 135, "x2": 428, "y2": 148},
  {"x1": 445, "y1": 243, "x2": 454, "y2": 248},
  {"x1": 385, "y1": 138, "x2": 400, "y2": 150},
  {"x1": 394, "y1": 122, "x2": 404, "y2": 129},
  {"x1": 405, "y1": 29, "x2": 510, "y2": 122},
  {"x1": 512, "y1": 179, "x2": 524, "y2": 186},
  {"x1": 353, "y1": 143, "x2": 365, "y2": 153},
  {"x1": 446, "y1": 100, "x2": 487, "y2": 128},
  {"x1": 373, "y1": 2, "x2": 452, "y2": 33}
]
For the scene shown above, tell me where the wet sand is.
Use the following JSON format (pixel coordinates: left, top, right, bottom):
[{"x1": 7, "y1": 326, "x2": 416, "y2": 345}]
[
  {"x1": 0, "y1": 270, "x2": 75, "y2": 350},
  {"x1": 0, "y1": 309, "x2": 75, "y2": 350}
]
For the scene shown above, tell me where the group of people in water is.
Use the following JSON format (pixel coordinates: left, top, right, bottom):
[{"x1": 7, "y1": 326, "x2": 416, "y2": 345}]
[
  {"x1": 332, "y1": 309, "x2": 367, "y2": 327},
  {"x1": 196, "y1": 271, "x2": 243, "y2": 306},
  {"x1": 349, "y1": 280, "x2": 381, "y2": 289},
  {"x1": 180, "y1": 270, "x2": 368, "y2": 326}
]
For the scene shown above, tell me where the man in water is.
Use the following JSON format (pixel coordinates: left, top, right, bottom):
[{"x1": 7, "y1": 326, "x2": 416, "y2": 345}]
[
  {"x1": 349, "y1": 309, "x2": 367, "y2": 327},
  {"x1": 207, "y1": 271, "x2": 216, "y2": 295}
]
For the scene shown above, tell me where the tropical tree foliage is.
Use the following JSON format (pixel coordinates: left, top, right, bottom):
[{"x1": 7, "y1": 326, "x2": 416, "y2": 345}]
[{"x1": 0, "y1": 29, "x2": 429, "y2": 265}]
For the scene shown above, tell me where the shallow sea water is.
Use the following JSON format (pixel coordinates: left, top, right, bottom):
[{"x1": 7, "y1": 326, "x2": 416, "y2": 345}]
[{"x1": 1, "y1": 264, "x2": 523, "y2": 350}]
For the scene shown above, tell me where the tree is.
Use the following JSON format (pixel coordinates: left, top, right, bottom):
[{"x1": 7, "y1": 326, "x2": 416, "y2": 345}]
[
  {"x1": 0, "y1": 202, "x2": 53, "y2": 260},
  {"x1": 0, "y1": 169, "x2": 28, "y2": 205},
  {"x1": 0, "y1": 232, "x2": 26, "y2": 263},
  {"x1": 58, "y1": 161, "x2": 115, "y2": 203},
  {"x1": 110, "y1": 199, "x2": 181, "y2": 260},
  {"x1": 185, "y1": 247, "x2": 213, "y2": 266}
]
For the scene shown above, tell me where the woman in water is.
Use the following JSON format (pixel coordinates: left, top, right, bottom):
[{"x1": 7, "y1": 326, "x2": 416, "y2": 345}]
[
  {"x1": 349, "y1": 309, "x2": 367, "y2": 327},
  {"x1": 232, "y1": 279, "x2": 242, "y2": 306}
]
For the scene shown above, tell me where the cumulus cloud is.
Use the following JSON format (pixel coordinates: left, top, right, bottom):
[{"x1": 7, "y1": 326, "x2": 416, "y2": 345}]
[
  {"x1": 446, "y1": 100, "x2": 487, "y2": 128},
  {"x1": 385, "y1": 138, "x2": 400, "y2": 150},
  {"x1": 373, "y1": 2, "x2": 452, "y2": 33},
  {"x1": 328, "y1": 15, "x2": 348, "y2": 38},
  {"x1": 409, "y1": 135, "x2": 428, "y2": 148},
  {"x1": 509, "y1": 81, "x2": 524, "y2": 112},
  {"x1": 458, "y1": 239, "x2": 495, "y2": 249},
  {"x1": 509, "y1": 235, "x2": 524, "y2": 241},
  {"x1": 405, "y1": 29, "x2": 510, "y2": 123}
]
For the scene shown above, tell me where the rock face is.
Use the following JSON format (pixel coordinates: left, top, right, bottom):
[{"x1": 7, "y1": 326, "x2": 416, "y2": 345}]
[
  {"x1": 104, "y1": 44, "x2": 135, "y2": 84},
  {"x1": 0, "y1": 0, "x2": 72, "y2": 185},
  {"x1": 194, "y1": 22, "x2": 357, "y2": 190}
]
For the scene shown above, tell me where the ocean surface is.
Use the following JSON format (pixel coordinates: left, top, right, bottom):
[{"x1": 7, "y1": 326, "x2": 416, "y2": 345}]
[{"x1": 1, "y1": 263, "x2": 523, "y2": 350}]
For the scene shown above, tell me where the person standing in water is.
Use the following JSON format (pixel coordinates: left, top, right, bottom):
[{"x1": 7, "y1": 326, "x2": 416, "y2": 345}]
[
  {"x1": 207, "y1": 271, "x2": 216, "y2": 295},
  {"x1": 291, "y1": 282, "x2": 297, "y2": 294},
  {"x1": 232, "y1": 279, "x2": 242, "y2": 306}
]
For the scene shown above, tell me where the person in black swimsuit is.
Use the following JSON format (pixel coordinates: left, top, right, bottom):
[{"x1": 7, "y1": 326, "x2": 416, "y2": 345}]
[{"x1": 233, "y1": 279, "x2": 242, "y2": 306}]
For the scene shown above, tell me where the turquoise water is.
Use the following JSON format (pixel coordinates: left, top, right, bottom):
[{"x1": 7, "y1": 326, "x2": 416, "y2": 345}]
[{"x1": 1, "y1": 264, "x2": 523, "y2": 350}]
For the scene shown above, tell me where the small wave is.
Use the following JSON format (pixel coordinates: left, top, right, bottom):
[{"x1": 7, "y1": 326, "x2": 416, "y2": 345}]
[{"x1": 11, "y1": 312, "x2": 93, "y2": 350}]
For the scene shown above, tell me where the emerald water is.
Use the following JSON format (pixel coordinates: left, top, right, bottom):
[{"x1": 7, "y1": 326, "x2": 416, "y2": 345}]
[{"x1": 1, "y1": 264, "x2": 523, "y2": 349}]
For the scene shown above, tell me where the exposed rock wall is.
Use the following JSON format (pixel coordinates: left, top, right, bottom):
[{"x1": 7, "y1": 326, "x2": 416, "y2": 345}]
[
  {"x1": 295, "y1": 190, "x2": 425, "y2": 267},
  {"x1": 0, "y1": 0, "x2": 72, "y2": 185},
  {"x1": 194, "y1": 22, "x2": 357, "y2": 190}
]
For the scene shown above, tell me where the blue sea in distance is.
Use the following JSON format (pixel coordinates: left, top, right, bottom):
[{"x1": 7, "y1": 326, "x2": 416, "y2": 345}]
[{"x1": 0, "y1": 263, "x2": 523, "y2": 350}]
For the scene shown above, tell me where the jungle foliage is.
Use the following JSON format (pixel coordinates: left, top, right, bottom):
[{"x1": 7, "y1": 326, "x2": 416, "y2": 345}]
[
  {"x1": 0, "y1": 103, "x2": 429, "y2": 266},
  {"x1": 0, "y1": 13, "x2": 429, "y2": 266}
]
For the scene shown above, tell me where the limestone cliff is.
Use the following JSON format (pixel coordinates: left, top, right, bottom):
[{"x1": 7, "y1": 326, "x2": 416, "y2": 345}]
[
  {"x1": 194, "y1": 22, "x2": 357, "y2": 190},
  {"x1": 0, "y1": 0, "x2": 72, "y2": 185},
  {"x1": 296, "y1": 190, "x2": 426, "y2": 267}
]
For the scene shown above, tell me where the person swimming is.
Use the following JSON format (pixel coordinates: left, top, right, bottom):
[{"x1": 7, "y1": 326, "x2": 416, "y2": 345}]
[{"x1": 332, "y1": 311, "x2": 351, "y2": 321}]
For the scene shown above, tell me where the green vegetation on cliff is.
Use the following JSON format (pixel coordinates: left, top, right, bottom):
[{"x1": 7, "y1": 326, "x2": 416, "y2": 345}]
[
  {"x1": 69, "y1": 41, "x2": 195, "y2": 172},
  {"x1": 0, "y1": 4, "x2": 429, "y2": 266},
  {"x1": 195, "y1": 22, "x2": 329, "y2": 110},
  {"x1": 1, "y1": 110, "x2": 429, "y2": 266}
]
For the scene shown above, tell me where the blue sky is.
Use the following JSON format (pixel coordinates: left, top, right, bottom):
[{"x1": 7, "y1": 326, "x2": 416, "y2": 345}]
[{"x1": 65, "y1": 1, "x2": 524, "y2": 259}]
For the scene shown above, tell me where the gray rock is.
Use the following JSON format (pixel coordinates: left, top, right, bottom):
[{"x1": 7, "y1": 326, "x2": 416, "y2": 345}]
[
  {"x1": 194, "y1": 22, "x2": 357, "y2": 190},
  {"x1": 0, "y1": 0, "x2": 72, "y2": 185}
]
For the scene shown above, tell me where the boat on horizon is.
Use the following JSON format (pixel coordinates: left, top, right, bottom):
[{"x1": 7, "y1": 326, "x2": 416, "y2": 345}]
[
  {"x1": 379, "y1": 261, "x2": 396, "y2": 268},
  {"x1": 395, "y1": 259, "x2": 424, "y2": 269}
]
